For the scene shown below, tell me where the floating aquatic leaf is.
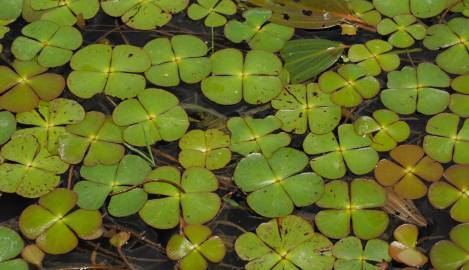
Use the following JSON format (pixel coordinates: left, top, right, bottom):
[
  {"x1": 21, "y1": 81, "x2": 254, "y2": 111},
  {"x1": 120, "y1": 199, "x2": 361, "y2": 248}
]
[
  {"x1": 235, "y1": 215, "x2": 335, "y2": 270},
  {"x1": 112, "y1": 88, "x2": 189, "y2": 146},
  {"x1": 348, "y1": 39, "x2": 400, "y2": 76},
  {"x1": 14, "y1": 98, "x2": 85, "y2": 154},
  {"x1": 167, "y1": 225, "x2": 225, "y2": 270},
  {"x1": 0, "y1": 226, "x2": 28, "y2": 270},
  {"x1": 423, "y1": 17, "x2": 469, "y2": 74},
  {"x1": 188, "y1": 0, "x2": 237, "y2": 27},
  {"x1": 246, "y1": 0, "x2": 358, "y2": 29},
  {"x1": 11, "y1": 20, "x2": 82, "y2": 67},
  {"x1": 315, "y1": 179, "x2": 389, "y2": 239},
  {"x1": 428, "y1": 164, "x2": 469, "y2": 222},
  {"x1": 303, "y1": 124, "x2": 379, "y2": 179},
  {"x1": 178, "y1": 129, "x2": 231, "y2": 170},
  {"x1": 375, "y1": 144, "x2": 443, "y2": 199},
  {"x1": 373, "y1": 0, "x2": 447, "y2": 18},
  {"x1": 377, "y1": 15, "x2": 426, "y2": 48},
  {"x1": 144, "y1": 35, "x2": 211, "y2": 87},
  {"x1": 381, "y1": 63, "x2": 450, "y2": 115},
  {"x1": 21, "y1": 244, "x2": 44, "y2": 268},
  {"x1": 58, "y1": 111, "x2": 125, "y2": 166},
  {"x1": 272, "y1": 83, "x2": 342, "y2": 135},
  {"x1": 27, "y1": 0, "x2": 99, "y2": 26},
  {"x1": 389, "y1": 224, "x2": 428, "y2": 268},
  {"x1": 423, "y1": 113, "x2": 469, "y2": 164},
  {"x1": 224, "y1": 8, "x2": 294, "y2": 52},
  {"x1": 0, "y1": 135, "x2": 68, "y2": 198},
  {"x1": 332, "y1": 236, "x2": 391, "y2": 270},
  {"x1": 354, "y1": 109, "x2": 410, "y2": 152},
  {"x1": 0, "y1": 60, "x2": 64, "y2": 113},
  {"x1": 0, "y1": 111, "x2": 16, "y2": 145},
  {"x1": 201, "y1": 49, "x2": 283, "y2": 105},
  {"x1": 450, "y1": 74, "x2": 469, "y2": 117},
  {"x1": 67, "y1": 44, "x2": 151, "y2": 99},
  {"x1": 227, "y1": 115, "x2": 291, "y2": 157},
  {"x1": 140, "y1": 166, "x2": 221, "y2": 229},
  {"x1": 234, "y1": 147, "x2": 324, "y2": 217},
  {"x1": 430, "y1": 223, "x2": 469, "y2": 270},
  {"x1": 0, "y1": 0, "x2": 22, "y2": 23},
  {"x1": 280, "y1": 39, "x2": 345, "y2": 83},
  {"x1": 19, "y1": 188, "x2": 102, "y2": 254},
  {"x1": 319, "y1": 64, "x2": 380, "y2": 107},
  {"x1": 73, "y1": 155, "x2": 151, "y2": 217},
  {"x1": 101, "y1": 0, "x2": 189, "y2": 30},
  {"x1": 348, "y1": 0, "x2": 382, "y2": 26},
  {"x1": 449, "y1": 0, "x2": 469, "y2": 16}
]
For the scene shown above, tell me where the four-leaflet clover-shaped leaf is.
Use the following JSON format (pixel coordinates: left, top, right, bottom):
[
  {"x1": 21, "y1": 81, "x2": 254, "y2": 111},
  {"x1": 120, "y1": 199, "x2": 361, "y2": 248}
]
[
  {"x1": 428, "y1": 164, "x2": 469, "y2": 222},
  {"x1": 423, "y1": 113, "x2": 469, "y2": 164},
  {"x1": 201, "y1": 48, "x2": 283, "y2": 105},
  {"x1": 235, "y1": 215, "x2": 335, "y2": 270},
  {"x1": 0, "y1": 59, "x2": 64, "y2": 113},
  {"x1": 224, "y1": 8, "x2": 294, "y2": 52},
  {"x1": 19, "y1": 188, "x2": 102, "y2": 254},
  {"x1": 139, "y1": 166, "x2": 221, "y2": 229},
  {"x1": 377, "y1": 15, "x2": 426, "y2": 48},
  {"x1": 178, "y1": 129, "x2": 231, "y2": 170},
  {"x1": 0, "y1": 135, "x2": 68, "y2": 198},
  {"x1": 143, "y1": 35, "x2": 211, "y2": 87},
  {"x1": 315, "y1": 179, "x2": 389, "y2": 240},
  {"x1": 67, "y1": 44, "x2": 151, "y2": 99},
  {"x1": 348, "y1": 39, "x2": 401, "y2": 76},
  {"x1": 375, "y1": 144, "x2": 443, "y2": 200},
  {"x1": 188, "y1": 0, "x2": 237, "y2": 27},
  {"x1": 0, "y1": 226, "x2": 28, "y2": 270},
  {"x1": 332, "y1": 236, "x2": 391, "y2": 270},
  {"x1": 28, "y1": 0, "x2": 99, "y2": 26},
  {"x1": 112, "y1": 88, "x2": 189, "y2": 146},
  {"x1": 450, "y1": 74, "x2": 469, "y2": 117},
  {"x1": 101, "y1": 0, "x2": 188, "y2": 30},
  {"x1": 73, "y1": 155, "x2": 152, "y2": 217},
  {"x1": 271, "y1": 83, "x2": 342, "y2": 135},
  {"x1": 58, "y1": 111, "x2": 125, "y2": 166},
  {"x1": 11, "y1": 20, "x2": 82, "y2": 68},
  {"x1": 14, "y1": 98, "x2": 85, "y2": 154},
  {"x1": 303, "y1": 124, "x2": 379, "y2": 179},
  {"x1": 389, "y1": 224, "x2": 428, "y2": 268},
  {"x1": 0, "y1": 111, "x2": 16, "y2": 145},
  {"x1": 227, "y1": 115, "x2": 291, "y2": 158},
  {"x1": 354, "y1": 109, "x2": 410, "y2": 152},
  {"x1": 318, "y1": 64, "x2": 380, "y2": 107},
  {"x1": 430, "y1": 223, "x2": 469, "y2": 270},
  {"x1": 423, "y1": 17, "x2": 469, "y2": 74},
  {"x1": 166, "y1": 225, "x2": 225, "y2": 270},
  {"x1": 380, "y1": 63, "x2": 451, "y2": 115},
  {"x1": 234, "y1": 147, "x2": 325, "y2": 217}
]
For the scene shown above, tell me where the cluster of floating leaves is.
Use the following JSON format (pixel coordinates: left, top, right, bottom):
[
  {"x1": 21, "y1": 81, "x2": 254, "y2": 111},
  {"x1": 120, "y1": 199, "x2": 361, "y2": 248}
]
[{"x1": 0, "y1": 0, "x2": 468, "y2": 269}]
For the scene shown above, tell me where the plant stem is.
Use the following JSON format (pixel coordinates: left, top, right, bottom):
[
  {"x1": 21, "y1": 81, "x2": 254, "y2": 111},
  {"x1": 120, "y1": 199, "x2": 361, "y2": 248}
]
[
  {"x1": 52, "y1": 266, "x2": 127, "y2": 270},
  {"x1": 181, "y1": 103, "x2": 227, "y2": 121},
  {"x1": 67, "y1": 165, "x2": 74, "y2": 190},
  {"x1": 124, "y1": 143, "x2": 155, "y2": 167},
  {"x1": 151, "y1": 147, "x2": 180, "y2": 164},
  {"x1": 117, "y1": 247, "x2": 136, "y2": 270},
  {"x1": 390, "y1": 48, "x2": 423, "y2": 55},
  {"x1": 104, "y1": 224, "x2": 165, "y2": 253}
]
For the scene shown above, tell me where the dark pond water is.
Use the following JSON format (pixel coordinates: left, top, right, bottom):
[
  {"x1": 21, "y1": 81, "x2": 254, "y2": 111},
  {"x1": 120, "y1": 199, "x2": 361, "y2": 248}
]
[{"x1": 0, "y1": 6, "x2": 461, "y2": 270}]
